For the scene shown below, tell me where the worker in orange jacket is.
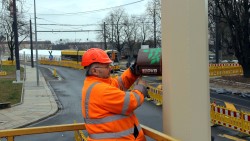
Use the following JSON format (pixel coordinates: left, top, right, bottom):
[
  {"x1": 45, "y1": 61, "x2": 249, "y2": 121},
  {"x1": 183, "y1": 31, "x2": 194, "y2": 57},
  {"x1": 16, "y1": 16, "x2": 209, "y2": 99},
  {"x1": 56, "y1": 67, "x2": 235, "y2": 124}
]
[{"x1": 81, "y1": 48, "x2": 148, "y2": 141}]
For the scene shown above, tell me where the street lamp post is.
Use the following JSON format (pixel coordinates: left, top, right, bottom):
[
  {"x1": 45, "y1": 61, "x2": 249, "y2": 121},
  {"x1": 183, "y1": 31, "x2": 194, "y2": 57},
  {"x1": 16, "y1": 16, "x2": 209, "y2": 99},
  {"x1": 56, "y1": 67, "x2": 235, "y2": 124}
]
[{"x1": 34, "y1": 0, "x2": 39, "y2": 86}]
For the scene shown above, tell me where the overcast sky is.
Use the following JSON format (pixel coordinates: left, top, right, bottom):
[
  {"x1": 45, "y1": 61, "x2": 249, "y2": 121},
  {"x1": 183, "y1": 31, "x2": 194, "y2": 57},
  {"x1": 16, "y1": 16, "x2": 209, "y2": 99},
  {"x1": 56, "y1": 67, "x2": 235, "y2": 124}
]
[{"x1": 24, "y1": 0, "x2": 149, "y2": 43}]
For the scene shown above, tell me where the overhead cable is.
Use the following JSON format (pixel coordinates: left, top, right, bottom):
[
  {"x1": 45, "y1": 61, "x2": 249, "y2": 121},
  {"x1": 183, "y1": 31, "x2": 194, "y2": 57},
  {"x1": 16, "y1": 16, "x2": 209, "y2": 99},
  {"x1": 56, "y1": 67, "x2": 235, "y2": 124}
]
[{"x1": 36, "y1": 0, "x2": 145, "y2": 16}]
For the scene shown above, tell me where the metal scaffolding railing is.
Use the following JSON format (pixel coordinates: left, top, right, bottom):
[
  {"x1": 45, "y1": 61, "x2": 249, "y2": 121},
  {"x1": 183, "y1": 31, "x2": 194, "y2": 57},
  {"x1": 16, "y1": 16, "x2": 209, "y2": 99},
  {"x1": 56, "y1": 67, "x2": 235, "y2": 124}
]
[{"x1": 0, "y1": 123, "x2": 179, "y2": 141}]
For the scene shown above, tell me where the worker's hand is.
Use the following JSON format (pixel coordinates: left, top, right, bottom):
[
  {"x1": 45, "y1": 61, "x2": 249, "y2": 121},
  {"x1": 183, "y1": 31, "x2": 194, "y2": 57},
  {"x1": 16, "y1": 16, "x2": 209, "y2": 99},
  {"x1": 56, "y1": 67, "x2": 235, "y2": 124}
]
[
  {"x1": 134, "y1": 77, "x2": 148, "y2": 97},
  {"x1": 133, "y1": 84, "x2": 148, "y2": 98},
  {"x1": 129, "y1": 57, "x2": 140, "y2": 76},
  {"x1": 137, "y1": 77, "x2": 146, "y2": 85}
]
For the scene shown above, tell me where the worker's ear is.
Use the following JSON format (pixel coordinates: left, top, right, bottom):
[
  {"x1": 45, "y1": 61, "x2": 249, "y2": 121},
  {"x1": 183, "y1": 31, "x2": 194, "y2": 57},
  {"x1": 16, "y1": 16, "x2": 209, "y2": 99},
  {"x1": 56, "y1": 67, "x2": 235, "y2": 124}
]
[{"x1": 91, "y1": 67, "x2": 98, "y2": 75}]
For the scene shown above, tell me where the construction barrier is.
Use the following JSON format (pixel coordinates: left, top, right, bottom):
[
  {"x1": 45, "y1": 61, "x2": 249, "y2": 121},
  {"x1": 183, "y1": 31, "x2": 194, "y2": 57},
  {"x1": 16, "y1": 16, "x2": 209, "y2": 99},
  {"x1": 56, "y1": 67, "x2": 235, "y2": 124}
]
[
  {"x1": 209, "y1": 63, "x2": 240, "y2": 68},
  {"x1": 53, "y1": 68, "x2": 58, "y2": 77},
  {"x1": 74, "y1": 130, "x2": 87, "y2": 141},
  {"x1": 40, "y1": 59, "x2": 121, "y2": 71},
  {"x1": 40, "y1": 60, "x2": 244, "y2": 77},
  {"x1": 147, "y1": 85, "x2": 163, "y2": 106},
  {"x1": 211, "y1": 104, "x2": 250, "y2": 135},
  {"x1": 40, "y1": 59, "x2": 83, "y2": 70},
  {"x1": 209, "y1": 63, "x2": 243, "y2": 76},
  {"x1": 74, "y1": 121, "x2": 87, "y2": 141},
  {"x1": 0, "y1": 60, "x2": 16, "y2": 66},
  {"x1": 0, "y1": 71, "x2": 7, "y2": 76},
  {"x1": 209, "y1": 66, "x2": 243, "y2": 77},
  {"x1": 110, "y1": 65, "x2": 120, "y2": 71},
  {"x1": 142, "y1": 80, "x2": 250, "y2": 136}
]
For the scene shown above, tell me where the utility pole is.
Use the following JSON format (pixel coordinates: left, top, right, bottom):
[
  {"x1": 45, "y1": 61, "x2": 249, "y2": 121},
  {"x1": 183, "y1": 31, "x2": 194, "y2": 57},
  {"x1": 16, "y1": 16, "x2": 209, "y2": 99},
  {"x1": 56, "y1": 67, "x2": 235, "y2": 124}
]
[
  {"x1": 34, "y1": 0, "x2": 39, "y2": 86},
  {"x1": 30, "y1": 19, "x2": 34, "y2": 68},
  {"x1": 13, "y1": 0, "x2": 20, "y2": 82},
  {"x1": 104, "y1": 22, "x2": 107, "y2": 50}
]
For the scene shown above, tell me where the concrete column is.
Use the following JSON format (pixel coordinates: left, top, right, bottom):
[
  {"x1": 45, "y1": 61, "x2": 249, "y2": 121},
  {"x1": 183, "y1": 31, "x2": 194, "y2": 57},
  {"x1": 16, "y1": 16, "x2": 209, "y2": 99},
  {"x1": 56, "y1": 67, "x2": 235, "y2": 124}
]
[{"x1": 161, "y1": 0, "x2": 211, "y2": 141}]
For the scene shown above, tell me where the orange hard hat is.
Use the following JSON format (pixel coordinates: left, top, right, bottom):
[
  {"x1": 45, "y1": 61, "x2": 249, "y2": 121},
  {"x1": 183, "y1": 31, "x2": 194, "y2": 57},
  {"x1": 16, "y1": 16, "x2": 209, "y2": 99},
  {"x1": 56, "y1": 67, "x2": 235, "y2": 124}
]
[{"x1": 81, "y1": 48, "x2": 112, "y2": 67}]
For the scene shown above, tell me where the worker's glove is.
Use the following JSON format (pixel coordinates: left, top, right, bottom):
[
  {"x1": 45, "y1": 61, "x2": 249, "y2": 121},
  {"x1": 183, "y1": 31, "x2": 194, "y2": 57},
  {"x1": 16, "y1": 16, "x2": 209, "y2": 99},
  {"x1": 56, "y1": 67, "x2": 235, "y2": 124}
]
[
  {"x1": 129, "y1": 57, "x2": 140, "y2": 76},
  {"x1": 133, "y1": 84, "x2": 148, "y2": 98}
]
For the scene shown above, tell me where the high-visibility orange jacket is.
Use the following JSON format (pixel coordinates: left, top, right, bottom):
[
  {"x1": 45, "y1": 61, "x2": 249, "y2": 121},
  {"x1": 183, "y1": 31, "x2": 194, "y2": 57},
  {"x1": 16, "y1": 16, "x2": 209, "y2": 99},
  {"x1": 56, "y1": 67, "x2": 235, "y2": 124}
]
[{"x1": 82, "y1": 68, "x2": 146, "y2": 141}]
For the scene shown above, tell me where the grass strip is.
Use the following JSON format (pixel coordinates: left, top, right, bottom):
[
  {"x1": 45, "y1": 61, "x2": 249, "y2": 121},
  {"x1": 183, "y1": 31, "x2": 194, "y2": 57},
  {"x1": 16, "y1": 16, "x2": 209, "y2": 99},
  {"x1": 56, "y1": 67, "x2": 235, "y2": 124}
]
[{"x1": 0, "y1": 65, "x2": 23, "y2": 105}]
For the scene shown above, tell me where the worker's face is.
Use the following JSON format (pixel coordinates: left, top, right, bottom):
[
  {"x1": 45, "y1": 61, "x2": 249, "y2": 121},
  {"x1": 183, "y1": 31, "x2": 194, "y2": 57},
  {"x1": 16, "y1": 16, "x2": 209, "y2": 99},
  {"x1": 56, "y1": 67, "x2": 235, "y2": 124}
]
[{"x1": 93, "y1": 63, "x2": 112, "y2": 78}]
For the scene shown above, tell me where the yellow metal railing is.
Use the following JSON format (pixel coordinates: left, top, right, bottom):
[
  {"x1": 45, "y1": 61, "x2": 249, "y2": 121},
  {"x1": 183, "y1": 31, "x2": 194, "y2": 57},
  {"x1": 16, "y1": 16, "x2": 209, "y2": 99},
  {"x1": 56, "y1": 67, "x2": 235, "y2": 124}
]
[
  {"x1": 0, "y1": 123, "x2": 85, "y2": 141},
  {"x1": 0, "y1": 123, "x2": 179, "y2": 141},
  {"x1": 141, "y1": 124, "x2": 179, "y2": 141}
]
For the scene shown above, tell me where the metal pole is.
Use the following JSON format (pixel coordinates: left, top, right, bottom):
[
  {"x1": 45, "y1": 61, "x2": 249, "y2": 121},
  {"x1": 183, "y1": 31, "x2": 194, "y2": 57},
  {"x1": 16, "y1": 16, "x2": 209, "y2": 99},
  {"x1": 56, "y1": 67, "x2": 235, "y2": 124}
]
[
  {"x1": 34, "y1": 0, "x2": 39, "y2": 86},
  {"x1": 24, "y1": 51, "x2": 26, "y2": 80},
  {"x1": 13, "y1": 0, "x2": 20, "y2": 82},
  {"x1": 30, "y1": 19, "x2": 34, "y2": 68}
]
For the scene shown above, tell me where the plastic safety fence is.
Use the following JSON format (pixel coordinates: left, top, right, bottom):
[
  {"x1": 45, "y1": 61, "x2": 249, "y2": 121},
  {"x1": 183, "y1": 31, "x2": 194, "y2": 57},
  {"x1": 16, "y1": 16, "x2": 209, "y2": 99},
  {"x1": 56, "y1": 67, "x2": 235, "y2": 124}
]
[
  {"x1": 209, "y1": 63, "x2": 242, "y2": 76},
  {"x1": 74, "y1": 121, "x2": 88, "y2": 141},
  {"x1": 135, "y1": 79, "x2": 250, "y2": 136},
  {"x1": 110, "y1": 65, "x2": 120, "y2": 71},
  {"x1": 211, "y1": 104, "x2": 250, "y2": 135},
  {"x1": 209, "y1": 63, "x2": 241, "y2": 67},
  {"x1": 40, "y1": 59, "x2": 121, "y2": 71},
  {"x1": 40, "y1": 60, "x2": 244, "y2": 77},
  {"x1": 0, "y1": 71, "x2": 7, "y2": 76},
  {"x1": 40, "y1": 59, "x2": 83, "y2": 70},
  {"x1": 74, "y1": 130, "x2": 87, "y2": 141},
  {"x1": 0, "y1": 60, "x2": 16, "y2": 66},
  {"x1": 147, "y1": 85, "x2": 163, "y2": 106},
  {"x1": 209, "y1": 66, "x2": 243, "y2": 77}
]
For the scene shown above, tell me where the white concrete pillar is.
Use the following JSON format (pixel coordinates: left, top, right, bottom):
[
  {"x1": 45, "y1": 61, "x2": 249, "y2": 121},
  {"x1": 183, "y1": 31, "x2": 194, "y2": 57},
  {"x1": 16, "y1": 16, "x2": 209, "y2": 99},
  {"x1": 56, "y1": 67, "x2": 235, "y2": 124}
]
[{"x1": 161, "y1": 0, "x2": 211, "y2": 141}]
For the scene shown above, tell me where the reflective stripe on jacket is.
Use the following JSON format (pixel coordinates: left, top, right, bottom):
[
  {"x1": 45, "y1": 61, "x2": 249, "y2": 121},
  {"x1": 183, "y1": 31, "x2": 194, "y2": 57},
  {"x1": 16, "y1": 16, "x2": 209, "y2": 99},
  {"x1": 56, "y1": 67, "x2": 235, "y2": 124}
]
[{"x1": 82, "y1": 68, "x2": 146, "y2": 141}]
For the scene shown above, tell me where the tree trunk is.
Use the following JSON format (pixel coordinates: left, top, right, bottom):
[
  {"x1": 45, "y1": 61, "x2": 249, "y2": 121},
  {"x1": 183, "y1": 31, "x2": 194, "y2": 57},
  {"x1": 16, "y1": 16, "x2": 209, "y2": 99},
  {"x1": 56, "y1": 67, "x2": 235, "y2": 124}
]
[
  {"x1": 242, "y1": 62, "x2": 250, "y2": 78},
  {"x1": 10, "y1": 48, "x2": 14, "y2": 61}
]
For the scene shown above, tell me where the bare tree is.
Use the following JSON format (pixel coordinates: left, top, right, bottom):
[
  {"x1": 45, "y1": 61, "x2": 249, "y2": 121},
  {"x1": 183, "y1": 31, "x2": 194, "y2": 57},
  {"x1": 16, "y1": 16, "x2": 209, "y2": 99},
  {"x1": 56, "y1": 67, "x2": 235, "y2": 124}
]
[
  {"x1": 208, "y1": 0, "x2": 216, "y2": 51},
  {"x1": 123, "y1": 15, "x2": 140, "y2": 64},
  {"x1": 1, "y1": 0, "x2": 7, "y2": 58},
  {"x1": 1, "y1": 0, "x2": 29, "y2": 61},
  {"x1": 0, "y1": 34, "x2": 6, "y2": 66},
  {"x1": 98, "y1": 8, "x2": 128, "y2": 57},
  {"x1": 146, "y1": 0, "x2": 161, "y2": 48},
  {"x1": 137, "y1": 14, "x2": 151, "y2": 45},
  {"x1": 212, "y1": 0, "x2": 250, "y2": 78}
]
